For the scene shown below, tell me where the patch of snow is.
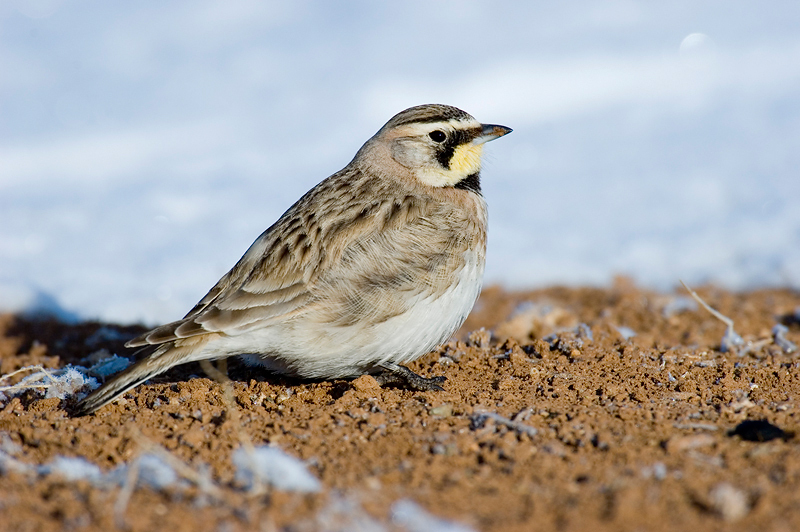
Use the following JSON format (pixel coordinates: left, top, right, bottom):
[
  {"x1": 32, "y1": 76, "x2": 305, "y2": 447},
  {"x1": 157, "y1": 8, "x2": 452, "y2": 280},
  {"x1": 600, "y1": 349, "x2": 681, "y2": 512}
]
[
  {"x1": 233, "y1": 445, "x2": 321, "y2": 493},
  {"x1": 86, "y1": 355, "x2": 131, "y2": 379},
  {"x1": 43, "y1": 367, "x2": 98, "y2": 399},
  {"x1": 106, "y1": 453, "x2": 181, "y2": 491},
  {"x1": 39, "y1": 456, "x2": 103, "y2": 483},
  {"x1": 0, "y1": 280, "x2": 80, "y2": 323},
  {"x1": 309, "y1": 493, "x2": 388, "y2": 532},
  {"x1": 391, "y1": 499, "x2": 476, "y2": 532},
  {"x1": 615, "y1": 326, "x2": 637, "y2": 340}
]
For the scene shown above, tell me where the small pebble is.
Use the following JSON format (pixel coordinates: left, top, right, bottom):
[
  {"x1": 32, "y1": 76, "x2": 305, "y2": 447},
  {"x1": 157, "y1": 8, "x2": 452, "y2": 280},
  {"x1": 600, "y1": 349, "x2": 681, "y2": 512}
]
[
  {"x1": 666, "y1": 433, "x2": 715, "y2": 453},
  {"x1": 429, "y1": 404, "x2": 453, "y2": 417},
  {"x1": 709, "y1": 483, "x2": 749, "y2": 522}
]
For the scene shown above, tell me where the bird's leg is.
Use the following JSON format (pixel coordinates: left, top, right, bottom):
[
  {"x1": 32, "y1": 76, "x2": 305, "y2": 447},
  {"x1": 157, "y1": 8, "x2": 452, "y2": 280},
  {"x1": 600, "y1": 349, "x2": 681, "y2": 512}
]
[{"x1": 373, "y1": 362, "x2": 446, "y2": 392}]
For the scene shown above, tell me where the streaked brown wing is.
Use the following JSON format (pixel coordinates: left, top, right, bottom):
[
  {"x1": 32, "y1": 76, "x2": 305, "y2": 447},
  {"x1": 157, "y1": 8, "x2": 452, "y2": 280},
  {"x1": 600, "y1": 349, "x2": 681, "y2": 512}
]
[{"x1": 126, "y1": 168, "x2": 400, "y2": 347}]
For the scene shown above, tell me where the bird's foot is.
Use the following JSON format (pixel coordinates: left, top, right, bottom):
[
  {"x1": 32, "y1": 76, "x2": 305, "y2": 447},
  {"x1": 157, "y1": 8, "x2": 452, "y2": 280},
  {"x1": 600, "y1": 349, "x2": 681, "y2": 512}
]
[{"x1": 373, "y1": 363, "x2": 446, "y2": 392}]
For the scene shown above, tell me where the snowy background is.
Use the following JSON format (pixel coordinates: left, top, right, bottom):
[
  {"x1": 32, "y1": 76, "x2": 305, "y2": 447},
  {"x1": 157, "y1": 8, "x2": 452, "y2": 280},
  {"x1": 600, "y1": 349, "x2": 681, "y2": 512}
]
[{"x1": 2, "y1": 1, "x2": 799, "y2": 325}]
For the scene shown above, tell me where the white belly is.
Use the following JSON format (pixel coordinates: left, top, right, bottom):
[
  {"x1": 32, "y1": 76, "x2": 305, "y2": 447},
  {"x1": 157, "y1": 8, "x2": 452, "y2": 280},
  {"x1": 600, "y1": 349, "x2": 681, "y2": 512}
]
[{"x1": 220, "y1": 249, "x2": 485, "y2": 378}]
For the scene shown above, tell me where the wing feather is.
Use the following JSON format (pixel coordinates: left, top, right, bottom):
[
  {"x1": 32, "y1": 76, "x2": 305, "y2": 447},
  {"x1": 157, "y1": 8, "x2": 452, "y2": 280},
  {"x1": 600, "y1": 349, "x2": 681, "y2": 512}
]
[{"x1": 126, "y1": 168, "x2": 402, "y2": 347}]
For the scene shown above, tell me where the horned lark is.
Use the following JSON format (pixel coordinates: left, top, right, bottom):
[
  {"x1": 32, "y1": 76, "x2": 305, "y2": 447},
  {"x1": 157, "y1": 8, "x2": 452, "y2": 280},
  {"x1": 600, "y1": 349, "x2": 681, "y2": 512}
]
[{"x1": 75, "y1": 104, "x2": 511, "y2": 415}]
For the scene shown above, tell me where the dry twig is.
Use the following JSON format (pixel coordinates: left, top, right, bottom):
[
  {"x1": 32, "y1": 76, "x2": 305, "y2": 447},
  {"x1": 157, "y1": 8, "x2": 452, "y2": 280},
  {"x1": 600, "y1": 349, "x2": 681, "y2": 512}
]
[{"x1": 680, "y1": 281, "x2": 745, "y2": 354}]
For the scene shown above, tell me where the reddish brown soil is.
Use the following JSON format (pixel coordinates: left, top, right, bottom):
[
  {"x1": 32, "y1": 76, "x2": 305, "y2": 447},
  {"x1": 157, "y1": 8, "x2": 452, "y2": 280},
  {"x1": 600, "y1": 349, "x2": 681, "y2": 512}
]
[{"x1": 1, "y1": 281, "x2": 800, "y2": 531}]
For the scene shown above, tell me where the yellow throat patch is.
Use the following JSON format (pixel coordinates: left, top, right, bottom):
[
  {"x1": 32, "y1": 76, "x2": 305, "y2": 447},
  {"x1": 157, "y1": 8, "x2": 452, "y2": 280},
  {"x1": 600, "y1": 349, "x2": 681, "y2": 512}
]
[
  {"x1": 450, "y1": 143, "x2": 484, "y2": 177},
  {"x1": 418, "y1": 143, "x2": 484, "y2": 187}
]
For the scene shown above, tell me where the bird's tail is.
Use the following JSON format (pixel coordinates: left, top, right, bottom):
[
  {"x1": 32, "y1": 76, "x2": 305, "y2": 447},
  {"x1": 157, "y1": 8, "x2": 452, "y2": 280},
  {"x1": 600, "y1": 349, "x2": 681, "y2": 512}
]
[{"x1": 73, "y1": 343, "x2": 176, "y2": 416}]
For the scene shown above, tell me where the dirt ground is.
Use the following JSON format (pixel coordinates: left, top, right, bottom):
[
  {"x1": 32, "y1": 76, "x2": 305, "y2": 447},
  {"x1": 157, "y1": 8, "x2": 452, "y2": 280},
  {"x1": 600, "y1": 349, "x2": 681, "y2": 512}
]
[{"x1": 1, "y1": 280, "x2": 800, "y2": 532}]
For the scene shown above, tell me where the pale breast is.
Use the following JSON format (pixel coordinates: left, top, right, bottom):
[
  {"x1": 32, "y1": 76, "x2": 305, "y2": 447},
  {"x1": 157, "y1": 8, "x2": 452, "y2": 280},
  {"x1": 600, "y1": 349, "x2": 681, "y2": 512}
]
[{"x1": 235, "y1": 246, "x2": 486, "y2": 378}]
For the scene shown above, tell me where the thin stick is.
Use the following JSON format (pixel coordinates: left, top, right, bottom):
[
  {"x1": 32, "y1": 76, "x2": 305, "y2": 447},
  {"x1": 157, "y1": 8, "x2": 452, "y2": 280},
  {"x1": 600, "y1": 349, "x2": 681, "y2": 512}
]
[
  {"x1": 199, "y1": 360, "x2": 255, "y2": 449},
  {"x1": 473, "y1": 410, "x2": 538, "y2": 437},
  {"x1": 0, "y1": 365, "x2": 47, "y2": 383},
  {"x1": 199, "y1": 359, "x2": 266, "y2": 495},
  {"x1": 680, "y1": 280, "x2": 744, "y2": 353},
  {"x1": 0, "y1": 383, "x2": 50, "y2": 393},
  {"x1": 113, "y1": 450, "x2": 140, "y2": 530},
  {"x1": 0, "y1": 365, "x2": 58, "y2": 393},
  {"x1": 680, "y1": 281, "x2": 734, "y2": 328}
]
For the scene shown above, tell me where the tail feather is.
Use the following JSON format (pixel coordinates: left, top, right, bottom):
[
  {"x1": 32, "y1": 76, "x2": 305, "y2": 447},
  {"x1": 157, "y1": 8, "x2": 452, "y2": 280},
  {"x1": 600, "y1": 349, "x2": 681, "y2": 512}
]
[
  {"x1": 74, "y1": 334, "x2": 221, "y2": 416},
  {"x1": 73, "y1": 344, "x2": 174, "y2": 416}
]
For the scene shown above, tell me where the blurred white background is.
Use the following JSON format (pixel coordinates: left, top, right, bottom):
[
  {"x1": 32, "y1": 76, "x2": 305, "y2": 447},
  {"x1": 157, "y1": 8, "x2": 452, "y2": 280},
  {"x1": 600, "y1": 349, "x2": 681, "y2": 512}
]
[{"x1": 2, "y1": 1, "x2": 799, "y2": 324}]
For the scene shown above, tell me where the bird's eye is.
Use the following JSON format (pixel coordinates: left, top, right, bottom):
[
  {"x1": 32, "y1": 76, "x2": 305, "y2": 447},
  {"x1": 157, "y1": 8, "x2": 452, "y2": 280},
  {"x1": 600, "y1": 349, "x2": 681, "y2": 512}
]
[{"x1": 428, "y1": 130, "x2": 446, "y2": 142}]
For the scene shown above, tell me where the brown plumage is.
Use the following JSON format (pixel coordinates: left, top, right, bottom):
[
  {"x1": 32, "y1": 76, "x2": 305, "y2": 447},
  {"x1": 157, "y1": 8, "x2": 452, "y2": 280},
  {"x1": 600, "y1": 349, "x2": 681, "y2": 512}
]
[{"x1": 74, "y1": 104, "x2": 511, "y2": 415}]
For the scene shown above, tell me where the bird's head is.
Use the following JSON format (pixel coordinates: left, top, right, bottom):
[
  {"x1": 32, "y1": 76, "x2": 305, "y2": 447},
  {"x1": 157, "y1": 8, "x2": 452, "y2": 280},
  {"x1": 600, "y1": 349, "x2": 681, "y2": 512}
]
[{"x1": 362, "y1": 104, "x2": 511, "y2": 193}]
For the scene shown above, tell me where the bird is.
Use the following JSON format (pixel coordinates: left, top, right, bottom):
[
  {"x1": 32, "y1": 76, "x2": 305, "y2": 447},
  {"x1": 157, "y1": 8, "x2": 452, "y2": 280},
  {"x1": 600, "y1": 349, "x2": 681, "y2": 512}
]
[{"x1": 74, "y1": 104, "x2": 511, "y2": 415}]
